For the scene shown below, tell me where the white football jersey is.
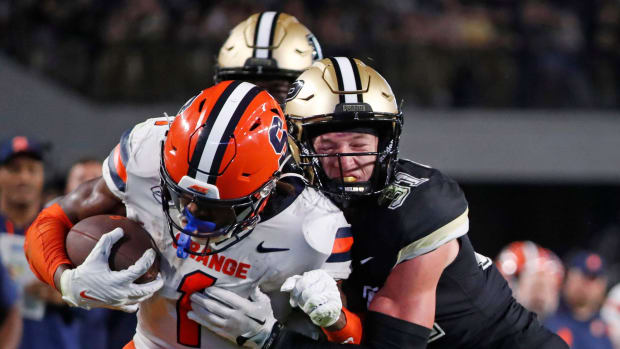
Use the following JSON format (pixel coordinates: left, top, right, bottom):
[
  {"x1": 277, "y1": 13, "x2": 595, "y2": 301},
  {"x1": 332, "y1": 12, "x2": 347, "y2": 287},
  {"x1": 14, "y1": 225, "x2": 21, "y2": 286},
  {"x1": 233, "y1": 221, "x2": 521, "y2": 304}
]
[{"x1": 102, "y1": 117, "x2": 352, "y2": 348}]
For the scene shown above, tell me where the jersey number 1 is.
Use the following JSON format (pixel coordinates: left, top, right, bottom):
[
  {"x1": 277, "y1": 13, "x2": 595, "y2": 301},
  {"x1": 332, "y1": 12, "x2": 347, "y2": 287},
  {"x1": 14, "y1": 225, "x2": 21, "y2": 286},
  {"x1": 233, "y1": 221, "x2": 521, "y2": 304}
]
[{"x1": 176, "y1": 271, "x2": 217, "y2": 347}]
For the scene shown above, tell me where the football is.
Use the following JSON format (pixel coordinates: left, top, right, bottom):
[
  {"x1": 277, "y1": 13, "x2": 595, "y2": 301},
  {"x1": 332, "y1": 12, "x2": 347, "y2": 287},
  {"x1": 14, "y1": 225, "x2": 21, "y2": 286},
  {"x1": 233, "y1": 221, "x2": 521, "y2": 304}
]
[{"x1": 66, "y1": 215, "x2": 160, "y2": 284}]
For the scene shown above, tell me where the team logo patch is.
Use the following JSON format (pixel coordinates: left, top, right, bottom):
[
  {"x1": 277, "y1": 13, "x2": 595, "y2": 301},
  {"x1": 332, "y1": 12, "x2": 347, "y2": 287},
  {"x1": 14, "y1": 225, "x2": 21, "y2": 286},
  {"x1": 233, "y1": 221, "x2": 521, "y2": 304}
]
[
  {"x1": 379, "y1": 172, "x2": 429, "y2": 210},
  {"x1": 188, "y1": 184, "x2": 209, "y2": 194},
  {"x1": 286, "y1": 80, "x2": 304, "y2": 102},
  {"x1": 475, "y1": 252, "x2": 493, "y2": 270}
]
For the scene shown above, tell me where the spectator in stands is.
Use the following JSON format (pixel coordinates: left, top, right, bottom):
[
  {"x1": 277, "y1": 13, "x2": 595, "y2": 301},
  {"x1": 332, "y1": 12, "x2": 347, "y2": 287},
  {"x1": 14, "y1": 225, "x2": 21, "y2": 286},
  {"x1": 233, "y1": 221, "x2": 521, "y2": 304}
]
[
  {"x1": 496, "y1": 240, "x2": 564, "y2": 320},
  {"x1": 602, "y1": 283, "x2": 620, "y2": 349},
  {"x1": 0, "y1": 136, "x2": 82, "y2": 349},
  {"x1": 545, "y1": 250, "x2": 614, "y2": 349},
  {"x1": 65, "y1": 158, "x2": 102, "y2": 194},
  {"x1": 0, "y1": 259, "x2": 22, "y2": 349}
]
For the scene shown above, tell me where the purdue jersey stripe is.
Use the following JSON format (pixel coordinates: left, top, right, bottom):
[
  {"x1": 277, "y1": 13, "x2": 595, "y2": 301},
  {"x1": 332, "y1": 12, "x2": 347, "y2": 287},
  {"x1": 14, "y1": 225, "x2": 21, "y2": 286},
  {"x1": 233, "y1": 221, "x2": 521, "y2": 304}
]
[
  {"x1": 188, "y1": 80, "x2": 242, "y2": 178},
  {"x1": 395, "y1": 208, "x2": 469, "y2": 265},
  {"x1": 331, "y1": 57, "x2": 362, "y2": 103},
  {"x1": 193, "y1": 82, "x2": 258, "y2": 184},
  {"x1": 253, "y1": 11, "x2": 278, "y2": 59}
]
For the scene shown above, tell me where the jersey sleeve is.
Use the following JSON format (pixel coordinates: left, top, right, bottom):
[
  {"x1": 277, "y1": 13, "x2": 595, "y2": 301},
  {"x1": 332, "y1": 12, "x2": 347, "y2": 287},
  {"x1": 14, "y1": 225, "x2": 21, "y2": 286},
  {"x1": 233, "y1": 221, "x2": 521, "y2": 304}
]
[
  {"x1": 302, "y1": 191, "x2": 352, "y2": 281},
  {"x1": 394, "y1": 167, "x2": 469, "y2": 265},
  {"x1": 102, "y1": 117, "x2": 168, "y2": 201},
  {"x1": 102, "y1": 127, "x2": 133, "y2": 200},
  {"x1": 321, "y1": 225, "x2": 353, "y2": 280}
]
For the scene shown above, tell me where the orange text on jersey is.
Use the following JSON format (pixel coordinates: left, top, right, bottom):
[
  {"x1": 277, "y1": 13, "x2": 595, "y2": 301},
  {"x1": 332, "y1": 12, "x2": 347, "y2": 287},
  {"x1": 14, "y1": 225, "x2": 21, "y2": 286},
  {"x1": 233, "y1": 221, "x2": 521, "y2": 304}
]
[{"x1": 173, "y1": 233, "x2": 251, "y2": 279}]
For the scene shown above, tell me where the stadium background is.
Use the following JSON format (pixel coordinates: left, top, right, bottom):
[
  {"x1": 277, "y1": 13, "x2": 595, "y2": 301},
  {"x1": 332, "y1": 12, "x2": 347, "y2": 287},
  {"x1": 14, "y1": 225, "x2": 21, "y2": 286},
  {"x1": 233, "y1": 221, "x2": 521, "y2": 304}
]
[{"x1": 1, "y1": 0, "x2": 620, "y2": 285}]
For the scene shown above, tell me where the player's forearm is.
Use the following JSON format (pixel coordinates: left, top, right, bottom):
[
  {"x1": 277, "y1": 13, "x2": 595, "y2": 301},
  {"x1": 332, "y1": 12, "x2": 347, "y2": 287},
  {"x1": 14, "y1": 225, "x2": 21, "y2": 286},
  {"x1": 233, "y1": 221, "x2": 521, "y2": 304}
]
[
  {"x1": 323, "y1": 307, "x2": 363, "y2": 344},
  {"x1": 270, "y1": 311, "x2": 431, "y2": 349},
  {"x1": 24, "y1": 203, "x2": 74, "y2": 288},
  {"x1": 0, "y1": 305, "x2": 23, "y2": 349}
]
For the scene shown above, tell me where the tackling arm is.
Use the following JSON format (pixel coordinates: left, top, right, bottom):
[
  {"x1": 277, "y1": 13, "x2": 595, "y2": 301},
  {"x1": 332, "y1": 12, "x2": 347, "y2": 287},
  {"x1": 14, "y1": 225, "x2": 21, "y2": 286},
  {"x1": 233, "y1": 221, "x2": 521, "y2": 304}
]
[
  {"x1": 24, "y1": 177, "x2": 124, "y2": 290},
  {"x1": 189, "y1": 240, "x2": 459, "y2": 349},
  {"x1": 274, "y1": 239, "x2": 459, "y2": 349}
]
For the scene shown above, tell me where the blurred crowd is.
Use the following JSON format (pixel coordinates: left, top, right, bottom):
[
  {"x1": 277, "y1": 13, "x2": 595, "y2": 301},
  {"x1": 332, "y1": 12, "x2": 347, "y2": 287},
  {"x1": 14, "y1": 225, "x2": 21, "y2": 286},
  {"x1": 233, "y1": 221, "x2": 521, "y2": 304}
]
[
  {"x1": 497, "y1": 241, "x2": 620, "y2": 349},
  {"x1": 0, "y1": 136, "x2": 134, "y2": 349},
  {"x1": 1, "y1": 0, "x2": 619, "y2": 108}
]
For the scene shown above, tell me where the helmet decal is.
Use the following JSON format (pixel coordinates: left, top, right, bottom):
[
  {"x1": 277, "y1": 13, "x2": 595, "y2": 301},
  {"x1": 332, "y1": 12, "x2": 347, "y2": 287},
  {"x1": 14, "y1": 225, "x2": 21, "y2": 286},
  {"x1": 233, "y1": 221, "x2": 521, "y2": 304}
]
[
  {"x1": 286, "y1": 80, "x2": 304, "y2": 102},
  {"x1": 268, "y1": 116, "x2": 287, "y2": 156}
]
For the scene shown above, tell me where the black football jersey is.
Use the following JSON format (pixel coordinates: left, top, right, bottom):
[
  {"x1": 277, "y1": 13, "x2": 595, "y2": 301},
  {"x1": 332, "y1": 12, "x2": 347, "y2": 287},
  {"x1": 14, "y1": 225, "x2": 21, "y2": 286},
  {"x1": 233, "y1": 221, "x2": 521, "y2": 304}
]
[{"x1": 341, "y1": 160, "x2": 553, "y2": 348}]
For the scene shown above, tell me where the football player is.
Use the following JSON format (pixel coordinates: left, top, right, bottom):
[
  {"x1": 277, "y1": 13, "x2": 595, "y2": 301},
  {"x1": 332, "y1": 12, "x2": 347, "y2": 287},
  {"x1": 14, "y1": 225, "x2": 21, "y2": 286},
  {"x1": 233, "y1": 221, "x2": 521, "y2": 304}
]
[
  {"x1": 190, "y1": 58, "x2": 570, "y2": 348},
  {"x1": 214, "y1": 11, "x2": 322, "y2": 104},
  {"x1": 24, "y1": 81, "x2": 352, "y2": 348}
]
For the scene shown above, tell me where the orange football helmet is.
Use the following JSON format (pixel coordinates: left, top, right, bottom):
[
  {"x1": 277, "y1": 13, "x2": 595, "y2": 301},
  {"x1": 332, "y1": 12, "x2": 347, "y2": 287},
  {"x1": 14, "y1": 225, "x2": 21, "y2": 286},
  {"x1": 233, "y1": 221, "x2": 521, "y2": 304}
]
[{"x1": 160, "y1": 80, "x2": 288, "y2": 257}]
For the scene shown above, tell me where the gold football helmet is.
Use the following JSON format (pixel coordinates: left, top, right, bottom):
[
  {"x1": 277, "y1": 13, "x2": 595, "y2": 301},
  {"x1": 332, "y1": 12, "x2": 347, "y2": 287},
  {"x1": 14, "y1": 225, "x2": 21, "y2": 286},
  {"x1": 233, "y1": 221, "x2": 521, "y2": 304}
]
[
  {"x1": 286, "y1": 57, "x2": 403, "y2": 198},
  {"x1": 214, "y1": 12, "x2": 322, "y2": 84}
]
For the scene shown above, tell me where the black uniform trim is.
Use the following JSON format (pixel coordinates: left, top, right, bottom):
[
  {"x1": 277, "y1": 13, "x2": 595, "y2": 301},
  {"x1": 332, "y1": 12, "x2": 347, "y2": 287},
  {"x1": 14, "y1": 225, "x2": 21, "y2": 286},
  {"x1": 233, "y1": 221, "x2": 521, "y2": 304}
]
[
  {"x1": 267, "y1": 12, "x2": 281, "y2": 58},
  {"x1": 348, "y1": 57, "x2": 363, "y2": 102},
  {"x1": 252, "y1": 12, "x2": 265, "y2": 57}
]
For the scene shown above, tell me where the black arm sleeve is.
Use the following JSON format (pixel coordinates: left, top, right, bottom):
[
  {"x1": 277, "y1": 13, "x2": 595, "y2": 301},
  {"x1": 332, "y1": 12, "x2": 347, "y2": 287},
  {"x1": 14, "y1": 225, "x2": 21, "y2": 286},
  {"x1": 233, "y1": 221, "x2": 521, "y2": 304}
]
[{"x1": 268, "y1": 311, "x2": 431, "y2": 349}]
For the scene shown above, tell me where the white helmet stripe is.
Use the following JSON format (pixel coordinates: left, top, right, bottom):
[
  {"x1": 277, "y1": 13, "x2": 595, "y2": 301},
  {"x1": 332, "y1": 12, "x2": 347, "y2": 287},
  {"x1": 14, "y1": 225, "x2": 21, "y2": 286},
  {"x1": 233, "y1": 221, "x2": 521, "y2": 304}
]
[
  {"x1": 195, "y1": 82, "x2": 256, "y2": 183},
  {"x1": 254, "y1": 11, "x2": 278, "y2": 59},
  {"x1": 333, "y1": 57, "x2": 360, "y2": 103}
]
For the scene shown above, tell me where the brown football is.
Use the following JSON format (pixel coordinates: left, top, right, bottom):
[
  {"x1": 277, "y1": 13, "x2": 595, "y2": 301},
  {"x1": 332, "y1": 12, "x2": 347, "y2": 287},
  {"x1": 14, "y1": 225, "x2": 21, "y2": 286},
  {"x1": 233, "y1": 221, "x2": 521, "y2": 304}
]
[{"x1": 66, "y1": 215, "x2": 160, "y2": 284}]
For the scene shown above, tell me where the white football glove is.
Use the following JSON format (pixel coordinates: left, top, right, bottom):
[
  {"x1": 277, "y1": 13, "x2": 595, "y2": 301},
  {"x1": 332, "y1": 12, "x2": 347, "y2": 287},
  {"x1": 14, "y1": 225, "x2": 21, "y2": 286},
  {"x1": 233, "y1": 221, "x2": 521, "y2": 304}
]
[
  {"x1": 59, "y1": 228, "x2": 164, "y2": 312},
  {"x1": 188, "y1": 286, "x2": 278, "y2": 348},
  {"x1": 280, "y1": 269, "x2": 342, "y2": 328}
]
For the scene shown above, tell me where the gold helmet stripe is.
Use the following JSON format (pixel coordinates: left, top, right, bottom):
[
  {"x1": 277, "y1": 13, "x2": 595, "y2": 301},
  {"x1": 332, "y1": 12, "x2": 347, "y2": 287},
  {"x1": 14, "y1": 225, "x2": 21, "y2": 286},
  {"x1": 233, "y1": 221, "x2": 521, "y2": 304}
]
[
  {"x1": 329, "y1": 57, "x2": 363, "y2": 103},
  {"x1": 253, "y1": 11, "x2": 280, "y2": 59}
]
